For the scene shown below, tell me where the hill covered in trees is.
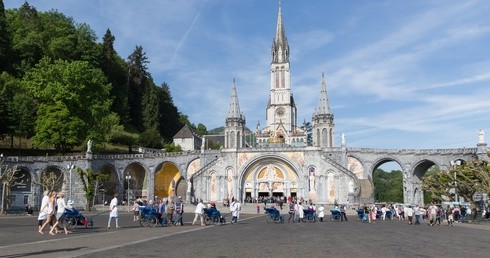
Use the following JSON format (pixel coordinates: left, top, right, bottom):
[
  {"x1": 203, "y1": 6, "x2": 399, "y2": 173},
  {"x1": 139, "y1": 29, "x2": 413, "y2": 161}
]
[{"x1": 0, "y1": 1, "x2": 202, "y2": 153}]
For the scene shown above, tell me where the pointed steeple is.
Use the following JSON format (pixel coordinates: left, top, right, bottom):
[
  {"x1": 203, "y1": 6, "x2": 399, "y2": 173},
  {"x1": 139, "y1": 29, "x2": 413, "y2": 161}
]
[
  {"x1": 225, "y1": 78, "x2": 246, "y2": 149},
  {"x1": 272, "y1": 0, "x2": 289, "y2": 63},
  {"x1": 227, "y1": 77, "x2": 242, "y2": 119},
  {"x1": 314, "y1": 72, "x2": 331, "y2": 116},
  {"x1": 312, "y1": 72, "x2": 335, "y2": 148}
]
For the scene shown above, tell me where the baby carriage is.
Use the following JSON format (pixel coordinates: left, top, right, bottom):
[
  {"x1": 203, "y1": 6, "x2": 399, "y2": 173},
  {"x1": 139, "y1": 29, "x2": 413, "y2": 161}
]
[
  {"x1": 302, "y1": 209, "x2": 316, "y2": 222},
  {"x1": 264, "y1": 207, "x2": 284, "y2": 223},
  {"x1": 59, "y1": 206, "x2": 93, "y2": 230},
  {"x1": 203, "y1": 207, "x2": 226, "y2": 225},
  {"x1": 357, "y1": 209, "x2": 367, "y2": 222},
  {"x1": 330, "y1": 209, "x2": 342, "y2": 222}
]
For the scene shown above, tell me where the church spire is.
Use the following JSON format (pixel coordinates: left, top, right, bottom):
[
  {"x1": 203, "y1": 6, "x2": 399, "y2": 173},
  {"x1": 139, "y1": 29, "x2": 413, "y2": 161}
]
[
  {"x1": 312, "y1": 72, "x2": 335, "y2": 148},
  {"x1": 314, "y1": 72, "x2": 331, "y2": 116},
  {"x1": 272, "y1": 0, "x2": 289, "y2": 63},
  {"x1": 225, "y1": 77, "x2": 246, "y2": 149},
  {"x1": 227, "y1": 77, "x2": 242, "y2": 119}
]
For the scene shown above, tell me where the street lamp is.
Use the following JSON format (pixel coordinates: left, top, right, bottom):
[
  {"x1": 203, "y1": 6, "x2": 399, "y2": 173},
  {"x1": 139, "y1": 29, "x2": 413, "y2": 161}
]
[
  {"x1": 125, "y1": 174, "x2": 132, "y2": 212},
  {"x1": 66, "y1": 163, "x2": 75, "y2": 201}
]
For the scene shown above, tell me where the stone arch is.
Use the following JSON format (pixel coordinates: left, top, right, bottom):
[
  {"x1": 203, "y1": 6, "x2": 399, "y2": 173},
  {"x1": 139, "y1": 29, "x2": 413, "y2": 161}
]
[
  {"x1": 124, "y1": 162, "x2": 147, "y2": 200},
  {"x1": 371, "y1": 157, "x2": 404, "y2": 175},
  {"x1": 154, "y1": 161, "x2": 182, "y2": 199},
  {"x1": 186, "y1": 158, "x2": 201, "y2": 180},
  {"x1": 346, "y1": 155, "x2": 365, "y2": 179},
  {"x1": 40, "y1": 166, "x2": 64, "y2": 192},
  {"x1": 411, "y1": 159, "x2": 438, "y2": 206},
  {"x1": 8, "y1": 166, "x2": 33, "y2": 207},
  {"x1": 238, "y1": 154, "x2": 302, "y2": 201},
  {"x1": 97, "y1": 163, "x2": 118, "y2": 204}
]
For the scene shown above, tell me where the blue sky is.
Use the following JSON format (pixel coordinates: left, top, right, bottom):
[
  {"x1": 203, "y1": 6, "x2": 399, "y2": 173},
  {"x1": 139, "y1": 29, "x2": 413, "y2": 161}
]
[{"x1": 5, "y1": 0, "x2": 490, "y2": 150}]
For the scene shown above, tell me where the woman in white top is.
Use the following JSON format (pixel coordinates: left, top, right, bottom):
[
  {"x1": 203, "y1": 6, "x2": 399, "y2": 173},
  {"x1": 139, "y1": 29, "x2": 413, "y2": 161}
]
[
  {"x1": 50, "y1": 192, "x2": 71, "y2": 235},
  {"x1": 39, "y1": 191, "x2": 57, "y2": 234},
  {"x1": 37, "y1": 190, "x2": 50, "y2": 232},
  {"x1": 107, "y1": 193, "x2": 120, "y2": 228}
]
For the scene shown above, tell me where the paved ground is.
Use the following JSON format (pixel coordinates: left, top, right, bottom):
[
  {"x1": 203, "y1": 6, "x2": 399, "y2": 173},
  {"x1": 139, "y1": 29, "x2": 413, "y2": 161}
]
[{"x1": 0, "y1": 209, "x2": 489, "y2": 258}]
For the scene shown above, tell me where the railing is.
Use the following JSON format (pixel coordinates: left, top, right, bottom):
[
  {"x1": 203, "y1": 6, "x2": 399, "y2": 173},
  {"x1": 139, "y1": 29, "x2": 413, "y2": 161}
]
[{"x1": 191, "y1": 155, "x2": 220, "y2": 179}]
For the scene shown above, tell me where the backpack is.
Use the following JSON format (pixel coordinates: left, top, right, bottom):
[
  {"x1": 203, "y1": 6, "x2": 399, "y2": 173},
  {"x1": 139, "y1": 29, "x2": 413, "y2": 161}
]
[{"x1": 159, "y1": 203, "x2": 166, "y2": 213}]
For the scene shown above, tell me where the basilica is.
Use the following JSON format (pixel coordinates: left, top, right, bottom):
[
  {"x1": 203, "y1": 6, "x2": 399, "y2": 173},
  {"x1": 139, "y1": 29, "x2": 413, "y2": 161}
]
[{"x1": 185, "y1": 2, "x2": 365, "y2": 205}]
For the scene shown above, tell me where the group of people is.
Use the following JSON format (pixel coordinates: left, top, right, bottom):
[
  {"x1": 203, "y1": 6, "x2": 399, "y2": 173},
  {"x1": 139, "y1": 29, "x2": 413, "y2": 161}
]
[
  {"x1": 280, "y1": 198, "x2": 348, "y2": 223},
  {"x1": 37, "y1": 190, "x2": 72, "y2": 235},
  {"x1": 356, "y1": 202, "x2": 489, "y2": 226},
  {"x1": 130, "y1": 195, "x2": 185, "y2": 226}
]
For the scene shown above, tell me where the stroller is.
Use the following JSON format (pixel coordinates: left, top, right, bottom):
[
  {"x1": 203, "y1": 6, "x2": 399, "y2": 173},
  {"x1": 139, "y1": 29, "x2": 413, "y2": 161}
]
[
  {"x1": 330, "y1": 209, "x2": 342, "y2": 222},
  {"x1": 265, "y1": 207, "x2": 284, "y2": 223},
  {"x1": 203, "y1": 207, "x2": 226, "y2": 225}
]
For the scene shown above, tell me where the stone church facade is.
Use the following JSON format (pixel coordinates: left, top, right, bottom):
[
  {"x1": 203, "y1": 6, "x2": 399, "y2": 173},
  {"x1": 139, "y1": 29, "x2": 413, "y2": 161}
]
[{"x1": 189, "y1": 3, "x2": 361, "y2": 205}]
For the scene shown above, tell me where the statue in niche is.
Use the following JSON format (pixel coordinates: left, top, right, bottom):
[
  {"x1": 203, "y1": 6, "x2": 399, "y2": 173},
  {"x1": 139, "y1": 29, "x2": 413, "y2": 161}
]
[
  {"x1": 308, "y1": 167, "x2": 316, "y2": 192},
  {"x1": 227, "y1": 168, "x2": 234, "y2": 198},
  {"x1": 348, "y1": 180, "x2": 354, "y2": 193}
]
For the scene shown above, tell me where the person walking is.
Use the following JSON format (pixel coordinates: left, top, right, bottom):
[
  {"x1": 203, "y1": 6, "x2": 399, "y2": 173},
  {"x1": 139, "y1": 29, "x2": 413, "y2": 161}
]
[
  {"x1": 317, "y1": 205, "x2": 325, "y2": 222},
  {"x1": 174, "y1": 196, "x2": 184, "y2": 226},
  {"x1": 297, "y1": 202, "x2": 304, "y2": 223},
  {"x1": 132, "y1": 201, "x2": 140, "y2": 221},
  {"x1": 192, "y1": 199, "x2": 206, "y2": 226},
  {"x1": 166, "y1": 198, "x2": 175, "y2": 226},
  {"x1": 230, "y1": 198, "x2": 241, "y2": 224},
  {"x1": 39, "y1": 191, "x2": 57, "y2": 234},
  {"x1": 446, "y1": 205, "x2": 454, "y2": 226},
  {"x1": 107, "y1": 194, "x2": 120, "y2": 229},
  {"x1": 50, "y1": 192, "x2": 71, "y2": 235},
  {"x1": 341, "y1": 205, "x2": 348, "y2": 221},
  {"x1": 407, "y1": 205, "x2": 414, "y2": 225},
  {"x1": 37, "y1": 190, "x2": 50, "y2": 234},
  {"x1": 288, "y1": 201, "x2": 296, "y2": 223}
]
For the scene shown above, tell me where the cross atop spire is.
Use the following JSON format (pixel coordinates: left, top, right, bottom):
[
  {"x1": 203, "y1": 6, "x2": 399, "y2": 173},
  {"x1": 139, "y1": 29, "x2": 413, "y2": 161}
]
[
  {"x1": 272, "y1": 0, "x2": 289, "y2": 63},
  {"x1": 227, "y1": 77, "x2": 243, "y2": 119},
  {"x1": 314, "y1": 72, "x2": 332, "y2": 116}
]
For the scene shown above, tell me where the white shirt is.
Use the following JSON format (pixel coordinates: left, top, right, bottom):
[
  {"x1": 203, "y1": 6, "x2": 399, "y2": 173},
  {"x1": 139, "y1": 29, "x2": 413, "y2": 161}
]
[
  {"x1": 195, "y1": 202, "x2": 206, "y2": 214},
  {"x1": 109, "y1": 198, "x2": 118, "y2": 217}
]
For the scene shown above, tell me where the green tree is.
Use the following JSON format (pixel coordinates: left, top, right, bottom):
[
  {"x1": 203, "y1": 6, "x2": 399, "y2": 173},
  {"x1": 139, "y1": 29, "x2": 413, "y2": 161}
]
[
  {"x1": 23, "y1": 57, "x2": 113, "y2": 153},
  {"x1": 157, "y1": 83, "x2": 183, "y2": 142},
  {"x1": 77, "y1": 168, "x2": 109, "y2": 211},
  {"x1": 139, "y1": 125, "x2": 163, "y2": 149},
  {"x1": 101, "y1": 29, "x2": 129, "y2": 125},
  {"x1": 127, "y1": 45, "x2": 149, "y2": 132},
  {"x1": 6, "y1": 2, "x2": 44, "y2": 76},
  {"x1": 0, "y1": 0, "x2": 13, "y2": 73},
  {"x1": 373, "y1": 169, "x2": 403, "y2": 203},
  {"x1": 196, "y1": 123, "x2": 207, "y2": 136},
  {"x1": 142, "y1": 80, "x2": 160, "y2": 131},
  {"x1": 164, "y1": 142, "x2": 182, "y2": 153},
  {"x1": 423, "y1": 160, "x2": 490, "y2": 206}
]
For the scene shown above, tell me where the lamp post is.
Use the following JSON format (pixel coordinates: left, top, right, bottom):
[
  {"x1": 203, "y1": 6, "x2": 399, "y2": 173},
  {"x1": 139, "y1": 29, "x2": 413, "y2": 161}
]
[
  {"x1": 67, "y1": 163, "x2": 75, "y2": 201},
  {"x1": 125, "y1": 174, "x2": 131, "y2": 212}
]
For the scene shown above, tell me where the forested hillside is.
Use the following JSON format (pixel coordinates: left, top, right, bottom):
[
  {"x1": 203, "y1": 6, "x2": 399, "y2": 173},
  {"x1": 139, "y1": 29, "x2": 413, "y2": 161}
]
[{"x1": 0, "y1": 1, "x2": 190, "y2": 153}]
